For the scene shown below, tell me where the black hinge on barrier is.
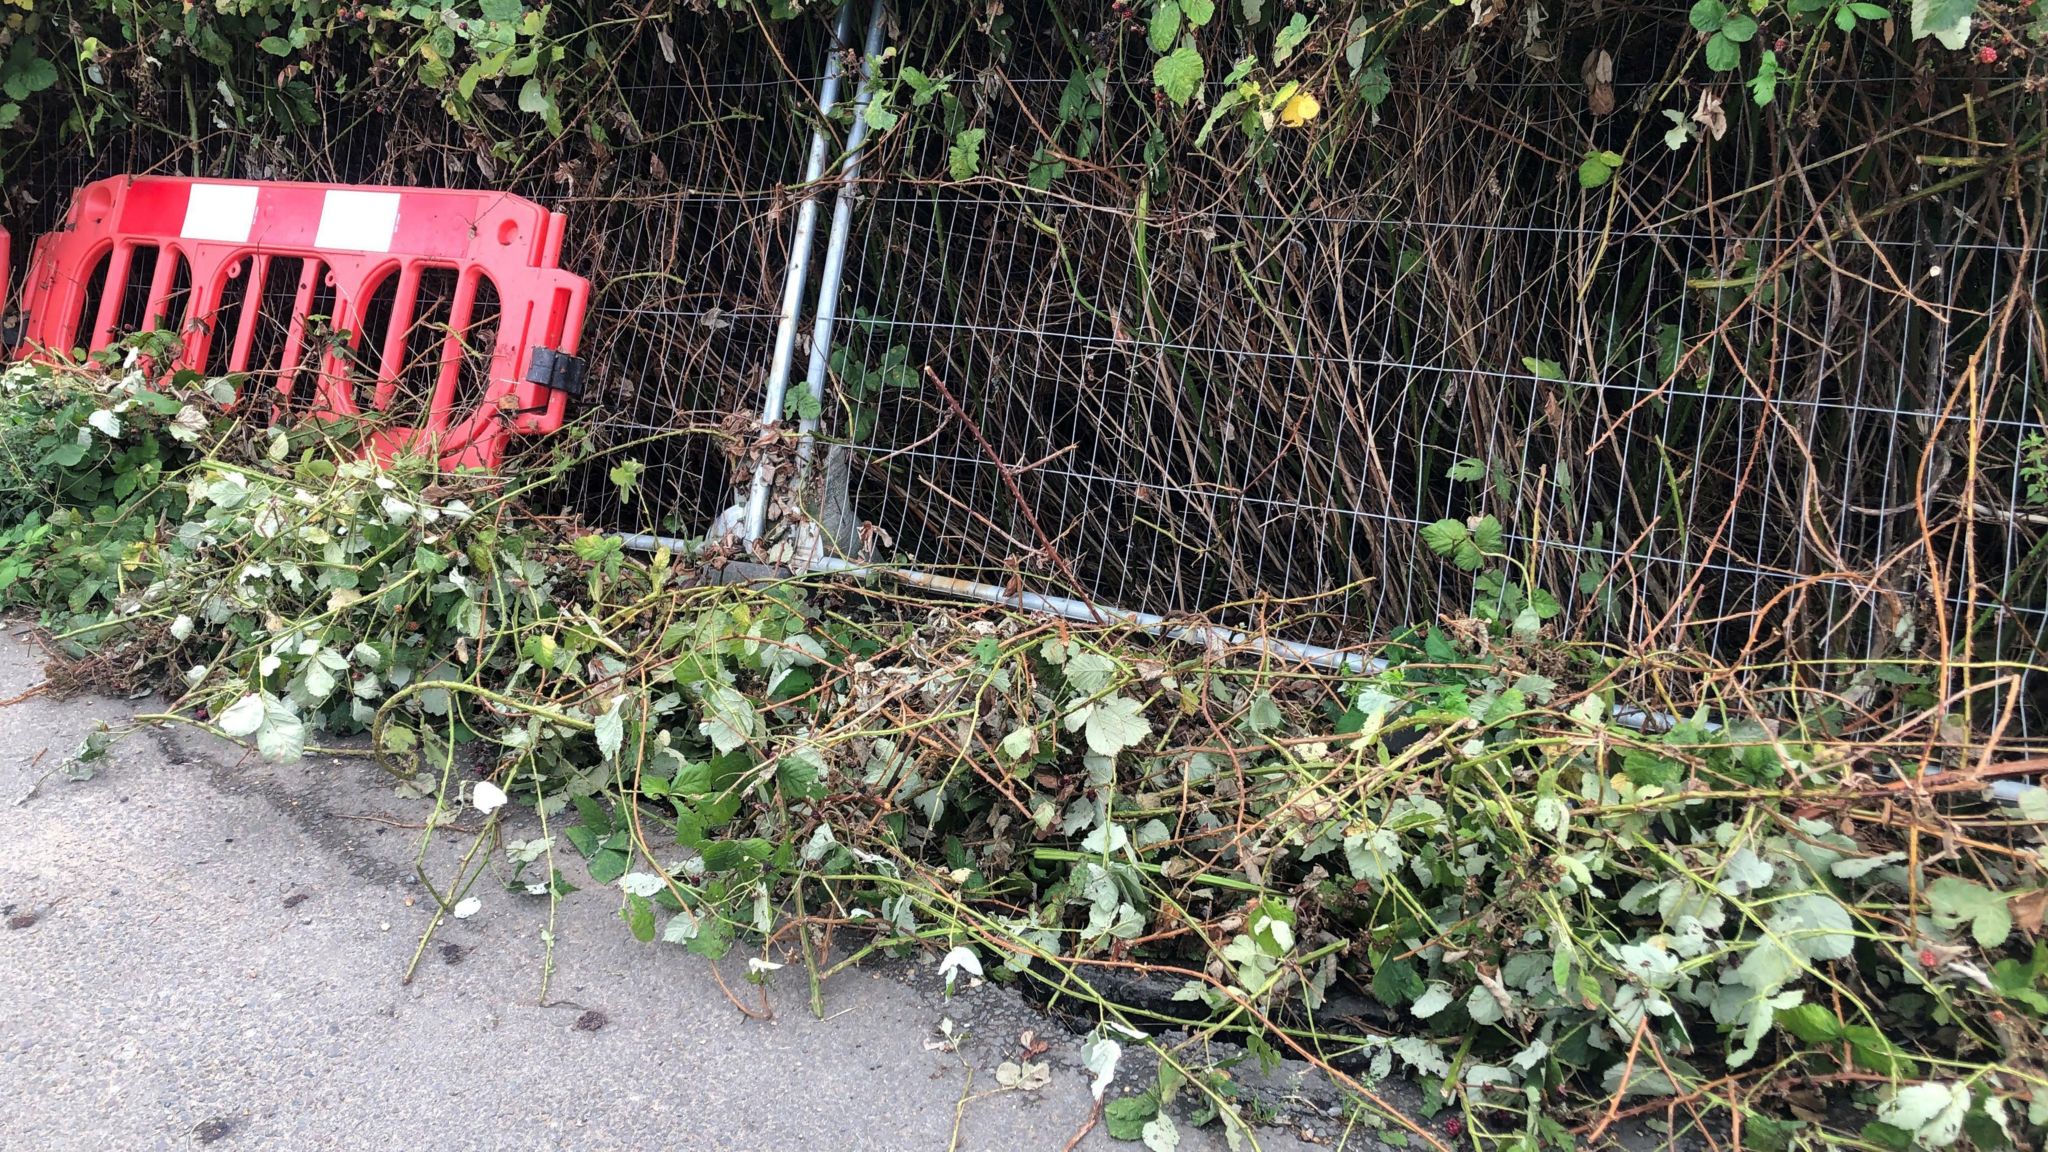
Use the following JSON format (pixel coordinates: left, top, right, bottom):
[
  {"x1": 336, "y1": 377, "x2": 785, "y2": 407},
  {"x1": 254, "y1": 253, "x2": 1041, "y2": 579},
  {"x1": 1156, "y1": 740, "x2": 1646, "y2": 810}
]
[{"x1": 526, "y1": 347, "x2": 587, "y2": 401}]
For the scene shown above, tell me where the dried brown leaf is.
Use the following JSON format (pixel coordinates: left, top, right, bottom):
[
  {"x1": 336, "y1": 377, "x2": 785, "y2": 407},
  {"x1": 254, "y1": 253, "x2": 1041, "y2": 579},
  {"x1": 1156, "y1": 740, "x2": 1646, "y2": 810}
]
[
  {"x1": 1692, "y1": 91, "x2": 1728, "y2": 141},
  {"x1": 2011, "y1": 888, "x2": 2048, "y2": 937}
]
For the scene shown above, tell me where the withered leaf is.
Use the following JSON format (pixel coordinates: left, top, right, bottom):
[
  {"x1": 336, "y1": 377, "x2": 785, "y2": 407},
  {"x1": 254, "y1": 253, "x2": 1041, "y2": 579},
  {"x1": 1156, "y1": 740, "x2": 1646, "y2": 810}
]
[{"x1": 1582, "y1": 49, "x2": 1615, "y2": 117}]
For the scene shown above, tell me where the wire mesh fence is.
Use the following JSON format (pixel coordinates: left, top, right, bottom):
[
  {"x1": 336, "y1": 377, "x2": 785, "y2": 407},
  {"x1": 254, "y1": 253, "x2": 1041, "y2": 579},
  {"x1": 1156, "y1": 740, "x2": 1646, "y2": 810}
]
[
  {"x1": 8, "y1": 4, "x2": 2045, "y2": 738},
  {"x1": 809, "y1": 15, "x2": 2048, "y2": 741}
]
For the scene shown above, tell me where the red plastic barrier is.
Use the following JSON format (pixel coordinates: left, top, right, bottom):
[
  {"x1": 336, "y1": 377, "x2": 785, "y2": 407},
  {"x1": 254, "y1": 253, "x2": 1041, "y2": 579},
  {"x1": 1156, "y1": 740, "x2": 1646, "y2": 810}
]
[{"x1": 17, "y1": 176, "x2": 589, "y2": 470}]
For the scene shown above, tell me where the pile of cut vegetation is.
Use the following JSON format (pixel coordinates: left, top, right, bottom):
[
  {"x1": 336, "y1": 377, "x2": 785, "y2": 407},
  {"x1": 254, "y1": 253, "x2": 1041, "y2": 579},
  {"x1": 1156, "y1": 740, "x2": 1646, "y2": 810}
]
[{"x1": 5, "y1": 351, "x2": 2045, "y2": 1152}]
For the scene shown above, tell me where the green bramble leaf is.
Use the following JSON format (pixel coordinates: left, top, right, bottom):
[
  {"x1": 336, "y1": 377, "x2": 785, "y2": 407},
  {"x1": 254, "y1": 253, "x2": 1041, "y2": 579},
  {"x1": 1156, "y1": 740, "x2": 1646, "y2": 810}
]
[
  {"x1": 697, "y1": 681, "x2": 760, "y2": 754},
  {"x1": 1704, "y1": 32, "x2": 1742, "y2": 71},
  {"x1": 863, "y1": 100, "x2": 900, "y2": 133},
  {"x1": 608, "y1": 460, "x2": 643, "y2": 505},
  {"x1": 5, "y1": 56, "x2": 57, "y2": 99},
  {"x1": 1149, "y1": 1, "x2": 1183, "y2": 53},
  {"x1": 1357, "y1": 59, "x2": 1391, "y2": 106},
  {"x1": 1420, "y1": 519, "x2": 1468, "y2": 559},
  {"x1": 220, "y1": 693, "x2": 266, "y2": 737},
  {"x1": 901, "y1": 66, "x2": 948, "y2": 106},
  {"x1": 1750, "y1": 50, "x2": 1781, "y2": 105},
  {"x1": 1771, "y1": 892, "x2": 1858, "y2": 961},
  {"x1": 1153, "y1": 45, "x2": 1204, "y2": 106},
  {"x1": 948, "y1": 128, "x2": 986, "y2": 181},
  {"x1": 1064, "y1": 651, "x2": 1120, "y2": 695},
  {"x1": 254, "y1": 695, "x2": 306, "y2": 762},
  {"x1": 1911, "y1": 0, "x2": 1977, "y2": 50},
  {"x1": 1273, "y1": 13, "x2": 1313, "y2": 63},
  {"x1": 1775, "y1": 1003, "x2": 1844, "y2": 1044},
  {"x1": 1926, "y1": 876, "x2": 2011, "y2": 948},
  {"x1": 518, "y1": 78, "x2": 549, "y2": 114},
  {"x1": 623, "y1": 892, "x2": 656, "y2": 942},
  {"x1": 1843, "y1": 1025, "x2": 1916, "y2": 1076},
  {"x1": 1082, "y1": 694, "x2": 1152, "y2": 757},
  {"x1": 1105, "y1": 1095, "x2": 1160, "y2": 1140},
  {"x1": 1243, "y1": 690, "x2": 1284, "y2": 733},
  {"x1": 1410, "y1": 982, "x2": 1453, "y2": 1018},
  {"x1": 1471, "y1": 515, "x2": 1504, "y2": 554},
  {"x1": 998, "y1": 726, "x2": 1035, "y2": 760},
  {"x1": 1877, "y1": 1082, "x2": 1971, "y2": 1149}
]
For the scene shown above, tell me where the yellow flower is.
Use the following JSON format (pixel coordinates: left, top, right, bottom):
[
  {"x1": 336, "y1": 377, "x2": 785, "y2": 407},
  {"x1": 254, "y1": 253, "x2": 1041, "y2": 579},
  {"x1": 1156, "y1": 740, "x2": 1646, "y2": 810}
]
[{"x1": 1278, "y1": 90, "x2": 1321, "y2": 128}]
